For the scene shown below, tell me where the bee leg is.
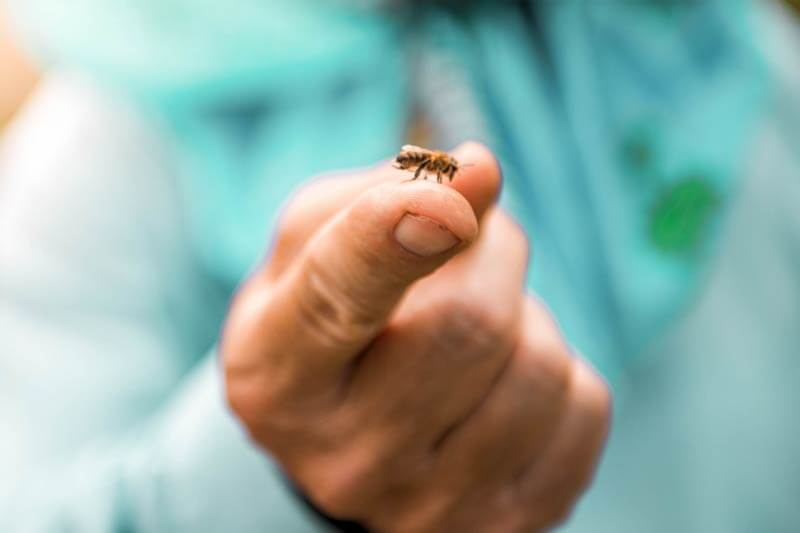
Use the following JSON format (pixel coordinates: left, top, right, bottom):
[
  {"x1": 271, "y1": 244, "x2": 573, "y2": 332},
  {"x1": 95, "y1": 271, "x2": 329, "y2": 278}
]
[
  {"x1": 414, "y1": 160, "x2": 429, "y2": 180},
  {"x1": 436, "y1": 171, "x2": 443, "y2": 183}
]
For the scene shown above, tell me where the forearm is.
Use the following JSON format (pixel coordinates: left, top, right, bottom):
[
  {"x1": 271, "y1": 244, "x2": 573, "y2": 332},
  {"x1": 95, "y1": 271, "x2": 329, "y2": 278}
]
[{"x1": 2, "y1": 355, "x2": 328, "y2": 533}]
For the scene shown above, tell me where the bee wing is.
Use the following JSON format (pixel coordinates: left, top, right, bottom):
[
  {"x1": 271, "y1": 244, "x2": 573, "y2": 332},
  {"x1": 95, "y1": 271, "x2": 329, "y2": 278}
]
[{"x1": 400, "y1": 144, "x2": 431, "y2": 154}]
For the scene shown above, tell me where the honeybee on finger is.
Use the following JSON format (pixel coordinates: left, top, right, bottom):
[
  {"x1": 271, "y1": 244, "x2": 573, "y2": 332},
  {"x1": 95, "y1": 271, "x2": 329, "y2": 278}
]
[{"x1": 393, "y1": 145, "x2": 466, "y2": 183}]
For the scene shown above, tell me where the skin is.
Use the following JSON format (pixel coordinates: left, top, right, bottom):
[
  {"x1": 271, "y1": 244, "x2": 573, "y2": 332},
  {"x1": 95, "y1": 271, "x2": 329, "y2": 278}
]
[
  {"x1": 0, "y1": 10, "x2": 37, "y2": 129},
  {"x1": 223, "y1": 142, "x2": 611, "y2": 532}
]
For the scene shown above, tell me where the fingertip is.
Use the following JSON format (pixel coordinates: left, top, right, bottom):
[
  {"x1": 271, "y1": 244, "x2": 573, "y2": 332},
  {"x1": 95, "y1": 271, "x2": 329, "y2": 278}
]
[
  {"x1": 359, "y1": 180, "x2": 479, "y2": 247},
  {"x1": 448, "y1": 141, "x2": 503, "y2": 221}
]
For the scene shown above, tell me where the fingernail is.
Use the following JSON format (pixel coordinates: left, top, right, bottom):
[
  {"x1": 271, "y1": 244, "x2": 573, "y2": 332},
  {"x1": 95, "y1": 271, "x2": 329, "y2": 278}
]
[{"x1": 394, "y1": 213, "x2": 460, "y2": 257}]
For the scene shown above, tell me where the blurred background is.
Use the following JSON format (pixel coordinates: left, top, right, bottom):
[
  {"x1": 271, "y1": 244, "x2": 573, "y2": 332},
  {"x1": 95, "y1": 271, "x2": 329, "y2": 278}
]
[{"x1": 1, "y1": 1, "x2": 800, "y2": 532}]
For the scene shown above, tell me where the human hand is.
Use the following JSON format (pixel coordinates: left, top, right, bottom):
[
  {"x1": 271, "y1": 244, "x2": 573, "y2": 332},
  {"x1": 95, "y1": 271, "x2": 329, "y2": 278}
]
[{"x1": 222, "y1": 143, "x2": 611, "y2": 532}]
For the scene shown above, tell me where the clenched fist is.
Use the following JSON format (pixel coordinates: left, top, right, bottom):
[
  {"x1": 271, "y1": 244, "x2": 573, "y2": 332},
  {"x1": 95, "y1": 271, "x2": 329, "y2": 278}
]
[{"x1": 222, "y1": 143, "x2": 611, "y2": 532}]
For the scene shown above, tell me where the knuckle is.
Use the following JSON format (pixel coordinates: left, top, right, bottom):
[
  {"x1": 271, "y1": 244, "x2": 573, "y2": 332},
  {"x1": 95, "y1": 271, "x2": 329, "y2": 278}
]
[
  {"x1": 223, "y1": 365, "x2": 307, "y2": 447},
  {"x1": 275, "y1": 193, "x2": 315, "y2": 247},
  {"x1": 309, "y1": 452, "x2": 382, "y2": 519},
  {"x1": 521, "y1": 341, "x2": 573, "y2": 404},
  {"x1": 221, "y1": 295, "x2": 285, "y2": 433},
  {"x1": 274, "y1": 207, "x2": 303, "y2": 246},
  {"x1": 578, "y1": 362, "x2": 613, "y2": 429},
  {"x1": 531, "y1": 327, "x2": 569, "y2": 365},
  {"x1": 294, "y1": 250, "x2": 377, "y2": 350},
  {"x1": 520, "y1": 302, "x2": 573, "y2": 400},
  {"x1": 223, "y1": 372, "x2": 260, "y2": 428},
  {"x1": 435, "y1": 295, "x2": 513, "y2": 356},
  {"x1": 497, "y1": 210, "x2": 531, "y2": 259},
  {"x1": 282, "y1": 180, "x2": 333, "y2": 223},
  {"x1": 274, "y1": 178, "x2": 345, "y2": 248}
]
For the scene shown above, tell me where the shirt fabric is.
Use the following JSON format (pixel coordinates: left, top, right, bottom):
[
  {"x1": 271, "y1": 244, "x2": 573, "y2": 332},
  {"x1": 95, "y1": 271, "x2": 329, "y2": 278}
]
[{"x1": 1, "y1": 1, "x2": 799, "y2": 532}]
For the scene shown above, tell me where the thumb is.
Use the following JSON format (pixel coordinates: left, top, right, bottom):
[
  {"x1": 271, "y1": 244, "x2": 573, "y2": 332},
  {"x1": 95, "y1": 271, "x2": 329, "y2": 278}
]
[{"x1": 223, "y1": 142, "x2": 501, "y2": 400}]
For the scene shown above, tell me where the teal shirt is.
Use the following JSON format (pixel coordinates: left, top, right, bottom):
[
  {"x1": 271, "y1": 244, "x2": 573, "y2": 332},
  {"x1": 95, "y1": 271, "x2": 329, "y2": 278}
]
[
  {"x1": 2, "y1": 1, "x2": 799, "y2": 531},
  {"x1": 0, "y1": 77, "x2": 328, "y2": 531},
  {"x1": 5, "y1": 0, "x2": 768, "y2": 375}
]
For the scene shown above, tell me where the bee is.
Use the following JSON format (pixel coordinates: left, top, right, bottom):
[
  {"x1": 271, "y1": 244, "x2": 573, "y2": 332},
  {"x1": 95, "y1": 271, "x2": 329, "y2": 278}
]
[{"x1": 394, "y1": 145, "x2": 464, "y2": 183}]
